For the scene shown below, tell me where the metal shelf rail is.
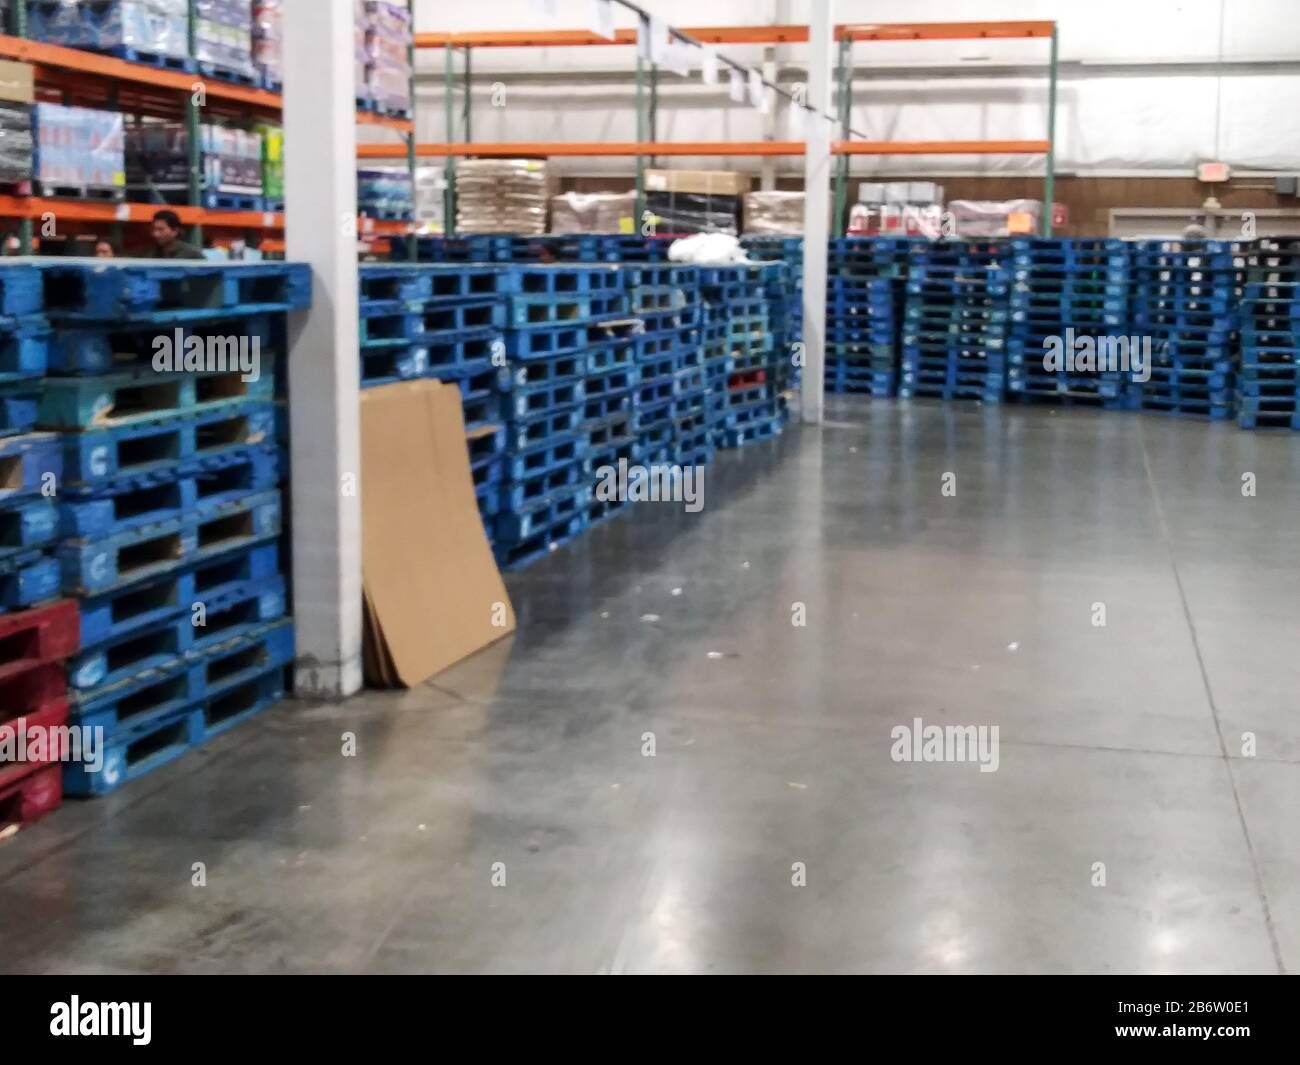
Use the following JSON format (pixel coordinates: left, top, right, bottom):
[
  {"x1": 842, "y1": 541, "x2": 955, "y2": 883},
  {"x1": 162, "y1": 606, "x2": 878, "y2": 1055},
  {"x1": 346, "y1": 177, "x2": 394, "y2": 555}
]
[
  {"x1": 833, "y1": 21, "x2": 1058, "y2": 237},
  {"x1": 0, "y1": 0, "x2": 420, "y2": 253},
  {"x1": 403, "y1": 18, "x2": 1059, "y2": 237}
]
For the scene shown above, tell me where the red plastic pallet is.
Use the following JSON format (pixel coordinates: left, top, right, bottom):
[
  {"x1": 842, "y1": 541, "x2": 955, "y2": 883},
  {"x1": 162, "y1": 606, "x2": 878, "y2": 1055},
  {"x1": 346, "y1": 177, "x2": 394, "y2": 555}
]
[
  {"x1": 728, "y1": 369, "x2": 768, "y2": 390},
  {"x1": 0, "y1": 600, "x2": 79, "y2": 683},
  {"x1": 0, "y1": 663, "x2": 69, "y2": 793},
  {"x1": 0, "y1": 763, "x2": 62, "y2": 838}
]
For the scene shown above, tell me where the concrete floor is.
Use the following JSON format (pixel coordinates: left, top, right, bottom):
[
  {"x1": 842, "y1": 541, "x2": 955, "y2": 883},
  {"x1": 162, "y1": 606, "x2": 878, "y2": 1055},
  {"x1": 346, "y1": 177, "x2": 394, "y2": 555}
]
[{"x1": 1, "y1": 395, "x2": 1297, "y2": 974}]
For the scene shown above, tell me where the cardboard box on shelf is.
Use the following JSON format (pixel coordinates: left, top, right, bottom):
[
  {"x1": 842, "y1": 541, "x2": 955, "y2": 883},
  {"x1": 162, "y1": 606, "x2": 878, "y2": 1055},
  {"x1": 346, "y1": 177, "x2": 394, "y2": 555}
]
[
  {"x1": 550, "y1": 191, "x2": 635, "y2": 234},
  {"x1": 361, "y1": 380, "x2": 515, "y2": 688},
  {"x1": 948, "y1": 198, "x2": 1045, "y2": 237},
  {"x1": 645, "y1": 168, "x2": 751, "y2": 197},
  {"x1": 907, "y1": 181, "x2": 944, "y2": 204},
  {"x1": 743, "y1": 190, "x2": 804, "y2": 235},
  {"x1": 858, "y1": 181, "x2": 885, "y2": 203},
  {"x1": 0, "y1": 61, "x2": 34, "y2": 105}
]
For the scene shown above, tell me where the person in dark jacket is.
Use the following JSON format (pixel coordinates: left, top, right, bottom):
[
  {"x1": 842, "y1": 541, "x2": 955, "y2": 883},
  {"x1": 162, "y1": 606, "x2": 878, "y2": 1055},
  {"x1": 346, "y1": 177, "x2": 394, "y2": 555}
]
[{"x1": 150, "y1": 210, "x2": 206, "y2": 259}]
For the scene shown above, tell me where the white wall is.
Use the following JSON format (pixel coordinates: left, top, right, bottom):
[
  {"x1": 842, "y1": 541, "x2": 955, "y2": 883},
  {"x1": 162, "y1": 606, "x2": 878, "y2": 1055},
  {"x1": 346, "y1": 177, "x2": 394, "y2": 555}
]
[{"x1": 402, "y1": 0, "x2": 1300, "y2": 177}]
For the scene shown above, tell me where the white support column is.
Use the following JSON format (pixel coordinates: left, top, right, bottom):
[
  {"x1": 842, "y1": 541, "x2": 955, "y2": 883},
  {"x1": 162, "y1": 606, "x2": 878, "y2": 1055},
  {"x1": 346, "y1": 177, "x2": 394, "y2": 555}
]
[
  {"x1": 283, "y1": 0, "x2": 364, "y2": 699},
  {"x1": 801, "y1": 0, "x2": 833, "y2": 425}
]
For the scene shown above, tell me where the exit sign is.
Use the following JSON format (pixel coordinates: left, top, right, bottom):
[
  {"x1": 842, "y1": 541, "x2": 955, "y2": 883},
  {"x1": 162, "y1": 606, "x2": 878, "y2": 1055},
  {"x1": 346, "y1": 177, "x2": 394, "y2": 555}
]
[{"x1": 1198, "y1": 161, "x2": 1230, "y2": 183}]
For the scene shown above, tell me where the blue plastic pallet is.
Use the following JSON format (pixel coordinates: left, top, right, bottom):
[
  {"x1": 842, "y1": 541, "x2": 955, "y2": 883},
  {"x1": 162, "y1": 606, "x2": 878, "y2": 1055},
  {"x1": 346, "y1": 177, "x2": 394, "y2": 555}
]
[
  {"x1": 0, "y1": 549, "x2": 61, "y2": 615},
  {"x1": 584, "y1": 393, "x2": 632, "y2": 424},
  {"x1": 0, "y1": 266, "x2": 44, "y2": 317},
  {"x1": 586, "y1": 341, "x2": 637, "y2": 376},
  {"x1": 585, "y1": 495, "x2": 635, "y2": 530},
  {"x1": 197, "y1": 60, "x2": 262, "y2": 87},
  {"x1": 497, "y1": 514, "x2": 587, "y2": 571},
  {"x1": 359, "y1": 268, "x2": 434, "y2": 306},
  {"x1": 459, "y1": 366, "x2": 509, "y2": 405},
  {"x1": 503, "y1": 380, "x2": 585, "y2": 420},
  {"x1": 0, "y1": 322, "x2": 50, "y2": 384},
  {"x1": 505, "y1": 435, "x2": 584, "y2": 482},
  {"x1": 102, "y1": 45, "x2": 197, "y2": 73},
  {"x1": 35, "y1": 260, "x2": 311, "y2": 320},
  {"x1": 0, "y1": 433, "x2": 61, "y2": 506},
  {"x1": 422, "y1": 298, "x2": 507, "y2": 334},
  {"x1": 500, "y1": 264, "x2": 622, "y2": 296},
  {"x1": 65, "y1": 622, "x2": 294, "y2": 797},
  {"x1": 202, "y1": 189, "x2": 264, "y2": 212},
  {"x1": 60, "y1": 444, "x2": 279, "y2": 541},
  {"x1": 361, "y1": 343, "x2": 429, "y2": 387},
  {"x1": 1238, "y1": 409, "x2": 1300, "y2": 430},
  {"x1": 0, "y1": 385, "x2": 39, "y2": 438},
  {"x1": 39, "y1": 365, "x2": 274, "y2": 430},
  {"x1": 60, "y1": 402, "x2": 274, "y2": 488},
  {"x1": 496, "y1": 486, "x2": 588, "y2": 544},
  {"x1": 719, "y1": 414, "x2": 786, "y2": 448},
  {"x1": 44, "y1": 313, "x2": 279, "y2": 375},
  {"x1": 499, "y1": 462, "x2": 586, "y2": 511},
  {"x1": 0, "y1": 496, "x2": 58, "y2": 563},
  {"x1": 68, "y1": 613, "x2": 195, "y2": 694},
  {"x1": 59, "y1": 489, "x2": 281, "y2": 597},
  {"x1": 77, "y1": 563, "x2": 193, "y2": 650},
  {"x1": 584, "y1": 415, "x2": 635, "y2": 450},
  {"x1": 467, "y1": 426, "x2": 507, "y2": 467},
  {"x1": 584, "y1": 368, "x2": 638, "y2": 400},
  {"x1": 505, "y1": 324, "x2": 592, "y2": 360}
]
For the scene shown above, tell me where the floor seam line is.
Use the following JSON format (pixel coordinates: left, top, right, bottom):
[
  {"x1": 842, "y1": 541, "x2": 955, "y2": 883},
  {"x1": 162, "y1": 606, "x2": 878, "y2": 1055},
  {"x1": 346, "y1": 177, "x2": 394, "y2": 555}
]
[{"x1": 1139, "y1": 422, "x2": 1286, "y2": 974}]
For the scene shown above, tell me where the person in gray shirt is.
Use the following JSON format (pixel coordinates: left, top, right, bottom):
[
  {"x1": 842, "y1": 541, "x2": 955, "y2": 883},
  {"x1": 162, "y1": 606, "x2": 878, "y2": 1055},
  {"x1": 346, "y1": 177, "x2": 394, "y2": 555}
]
[{"x1": 150, "y1": 210, "x2": 206, "y2": 260}]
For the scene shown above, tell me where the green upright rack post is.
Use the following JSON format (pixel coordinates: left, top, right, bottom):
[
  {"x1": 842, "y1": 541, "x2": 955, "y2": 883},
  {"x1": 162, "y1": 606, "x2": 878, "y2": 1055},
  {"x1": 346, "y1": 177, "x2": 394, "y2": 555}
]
[
  {"x1": 832, "y1": 35, "x2": 851, "y2": 239},
  {"x1": 648, "y1": 60, "x2": 658, "y2": 170},
  {"x1": 186, "y1": 0, "x2": 203, "y2": 248},
  {"x1": 1042, "y1": 26, "x2": 1058, "y2": 237},
  {"x1": 634, "y1": 53, "x2": 646, "y2": 229},
  {"x1": 405, "y1": 0, "x2": 418, "y2": 260},
  {"x1": 13, "y1": 0, "x2": 32, "y2": 254},
  {"x1": 444, "y1": 41, "x2": 456, "y2": 237}
]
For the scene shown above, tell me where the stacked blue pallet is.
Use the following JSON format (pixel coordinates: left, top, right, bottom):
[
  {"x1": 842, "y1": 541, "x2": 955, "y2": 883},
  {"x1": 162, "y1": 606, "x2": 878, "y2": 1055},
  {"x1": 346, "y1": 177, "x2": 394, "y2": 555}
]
[
  {"x1": 496, "y1": 263, "x2": 626, "y2": 569},
  {"x1": 414, "y1": 234, "x2": 674, "y2": 265},
  {"x1": 700, "y1": 275, "x2": 732, "y2": 446},
  {"x1": 592, "y1": 236, "x2": 674, "y2": 264},
  {"x1": 1007, "y1": 238, "x2": 1130, "y2": 407},
  {"x1": 0, "y1": 266, "x2": 61, "y2": 617},
  {"x1": 826, "y1": 238, "x2": 913, "y2": 397},
  {"x1": 754, "y1": 260, "x2": 797, "y2": 393},
  {"x1": 1236, "y1": 238, "x2": 1300, "y2": 431},
  {"x1": 582, "y1": 316, "x2": 641, "y2": 528},
  {"x1": 357, "y1": 263, "x2": 510, "y2": 542},
  {"x1": 741, "y1": 237, "x2": 804, "y2": 389},
  {"x1": 31, "y1": 258, "x2": 310, "y2": 796},
  {"x1": 627, "y1": 264, "x2": 703, "y2": 464},
  {"x1": 697, "y1": 263, "x2": 784, "y2": 448},
  {"x1": 1128, "y1": 239, "x2": 1242, "y2": 420},
  {"x1": 900, "y1": 240, "x2": 1010, "y2": 403}
]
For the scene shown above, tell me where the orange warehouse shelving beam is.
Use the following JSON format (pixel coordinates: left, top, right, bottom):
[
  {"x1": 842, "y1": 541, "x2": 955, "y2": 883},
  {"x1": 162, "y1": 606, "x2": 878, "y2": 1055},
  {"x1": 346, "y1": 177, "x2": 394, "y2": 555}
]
[
  {"x1": 359, "y1": 140, "x2": 1048, "y2": 160},
  {"x1": 0, "y1": 195, "x2": 278, "y2": 227},
  {"x1": 836, "y1": 21, "x2": 1055, "y2": 41},
  {"x1": 416, "y1": 22, "x2": 1054, "y2": 49},
  {"x1": 0, "y1": 33, "x2": 414, "y2": 132},
  {"x1": 833, "y1": 139, "x2": 1050, "y2": 155},
  {"x1": 0, "y1": 33, "x2": 277, "y2": 108},
  {"x1": 359, "y1": 141, "x2": 806, "y2": 159},
  {"x1": 417, "y1": 25, "x2": 809, "y2": 48},
  {"x1": 0, "y1": 196, "x2": 415, "y2": 237},
  {"x1": 354, "y1": 110, "x2": 416, "y2": 134}
]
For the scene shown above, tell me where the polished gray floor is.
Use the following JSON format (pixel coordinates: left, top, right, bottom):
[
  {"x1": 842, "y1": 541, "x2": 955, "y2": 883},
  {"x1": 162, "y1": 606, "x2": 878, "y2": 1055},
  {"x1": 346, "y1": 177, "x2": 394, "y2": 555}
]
[{"x1": 2, "y1": 396, "x2": 1297, "y2": 974}]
